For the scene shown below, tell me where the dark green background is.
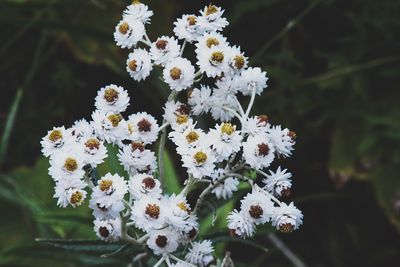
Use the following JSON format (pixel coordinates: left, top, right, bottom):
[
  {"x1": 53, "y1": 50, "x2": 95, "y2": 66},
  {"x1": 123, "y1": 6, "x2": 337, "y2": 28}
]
[{"x1": 1, "y1": 0, "x2": 400, "y2": 266}]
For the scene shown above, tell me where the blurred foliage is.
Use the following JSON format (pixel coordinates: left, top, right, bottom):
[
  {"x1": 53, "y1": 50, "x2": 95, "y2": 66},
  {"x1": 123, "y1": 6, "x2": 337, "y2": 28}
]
[{"x1": 1, "y1": 0, "x2": 400, "y2": 266}]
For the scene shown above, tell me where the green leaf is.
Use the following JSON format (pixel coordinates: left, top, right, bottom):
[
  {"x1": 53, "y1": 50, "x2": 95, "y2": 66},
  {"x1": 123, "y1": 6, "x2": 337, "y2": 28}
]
[
  {"x1": 163, "y1": 150, "x2": 182, "y2": 194},
  {"x1": 97, "y1": 144, "x2": 127, "y2": 178}
]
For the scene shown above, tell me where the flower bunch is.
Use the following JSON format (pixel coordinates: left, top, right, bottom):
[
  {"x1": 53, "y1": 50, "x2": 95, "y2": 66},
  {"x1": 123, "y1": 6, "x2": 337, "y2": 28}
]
[{"x1": 41, "y1": 1, "x2": 303, "y2": 266}]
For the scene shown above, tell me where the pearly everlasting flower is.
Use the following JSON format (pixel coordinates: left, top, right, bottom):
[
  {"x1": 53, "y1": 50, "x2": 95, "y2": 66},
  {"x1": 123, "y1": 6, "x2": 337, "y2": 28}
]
[
  {"x1": 164, "y1": 194, "x2": 194, "y2": 233},
  {"x1": 169, "y1": 123, "x2": 206, "y2": 155},
  {"x1": 163, "y1": 57, "x2": 195, "y2": 91},
  {"x1": 91, "y1": 110, "x2": 129, "y2": 145},
  {"x1": 91, "y1": 173, "x2": 128, "y2": 209},
  {"x1": 129, "y1": 173, "x2": 162, "y2": 200},
  {"x1": 197, "y1": 45, "x2": 229, "y2": 78},
  {"x1": 211, "y1": 168, "x2": 239, "y2": 200},
  {"x1": 271, "y1": 202, "x2": 303, "y2": 233},
  {"x1": 237, "y1": 67, "x2": 268, "y2": 96},
  {"x1": 263, "y1": 166, "x2": 292, "y2": 197},
  {"x1": 41, "y1": 126, "x2": 70, "y2": 157},
  {"x1": 209, "y1": 88, "x2": 239, "y2": 122},
  {"x1": 197, "y1": 4, "x2": 229, "y2": 32},
  {"x1": 227, "y1": 209, "x2": 256, "y2": 238},
  {"x1": 95, "y1": 84, "x2": 130, "y2": 113},
  {"x1": 267, "y1": 125, "x2": 296, "y2": 157},
  {"x1": 48, "y1": 150, "x2": 85, "y2": 181},
  {"x1": 94, "y1": 217, "x2": 122, "y2": 242},
  {"x1": 195, "y1": 32, "x2": 228, "y2": 53},
  {"x1": 188, "y1": 85, "x2": 212, "y2": 116},
  {"x1": 240, "y1": 187, "x2": 275, "y2": 225},
  {"x1": 147, "y1": 228, "x2": 180, "y2": 255},
  {"x1": 243, "y1": 134, "x2": 275, "y2": 170},
  {"x1": 89, "y1": 195, "x2": 124, "y2": 220},
  {"x1": 150, "y1": 36, "x2": 181, "y2": 66},
  {"x1": 126, "y1": 48, "x2": 153, "y2": 81},
  {"x1": 68, "y1": 119, "x2": 94, "y2": 143},
  {"x1": 131, "y1": 195, "x2": 166, "y2": 231},
  {"x1": 127, "y1": 112, "x2": 159, "y2": 144},
  {"x1": 114, "y1": 19, "x2": 145, "y2": 49},
  {"x1": 242, "y1": 115, "x2": 270, "y2": 137},
  {"x1": 185, "y1": 240, "x2": 215, "y2": 267},
  {"x1": 118, "y1": 142, "x2": 157, "y2": 175},
  {"x1": 208, "y1": 122, "x2": 242, "y2": 161},
  {"x1": 182, "y1": 146, "x2": 216, "y2": 179},
  {"x1": 122, "y1": 2, "x2": 153, "y2": 24},
  {"x1": 226, "y1": 45, "x2": 248, "y2": 74},
  {"x1": 81, "y1": 136, "x2": 108, "y2": 166},
  {"x1": 163, "y1": 101, "x2": 194, "y2": 132},
  {"x1": 173, "y1": 14, "x2": 203, "y2": 43},
  {"x1": 54, "y1": 178, "x2": 87, "y2": 208}
]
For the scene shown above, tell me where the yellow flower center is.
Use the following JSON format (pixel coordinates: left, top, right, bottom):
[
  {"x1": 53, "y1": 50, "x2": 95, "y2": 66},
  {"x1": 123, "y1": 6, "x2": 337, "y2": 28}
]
[
  {"x1": 177, "y1": 202, "x2": 190, "y2": 212},
  {"x1": 107, "y1": 114, "x2": 122, "y2": 127},
  {"x1": 70, "y1": 191, "x2": 84, "y2": 205},
  {"x1": 104, "y1": 88, "x2": 119, "y2": 103},
  {"x1": 119, "y1": 22, "x2": 130, "y2": 34},
  {"x1": 187, "y1": 15, "x2": 197, "y2": 26},
  {"x1": 233, "y1": 55, "x2": 245, "y2": 69},
  {"x1": 194, "y1": 151, "x2": 207, "y2": 165},
  {"x1": 211, "y1": 51, "x2": 224, "y2": 63},
  {"x1": 185, "y1": 131, "x2": 199, "y2": 143},
  {"x1": 176, "y1": 114, "x2": 188, "y2": 125},
  {"x1": 64, "y1": 158, "x2": 78, "y2": 172},
  {"x1": 85, "y1": 138, "x2": 100, "y2": 150},
  {"x1": 49, "y1": 130, "x2": 62, "y2": 142},
  {"x1": 221, "y1": 123, "x2": 235, "y2": 135},
  {"x1": 206, "y1": 37, "x2": 219, "y2": 48},
  {"x1": 99, "y1": 179, "x2": 113, "y2": 192},
  {"x1": 170, "y1": 67, "x2": 182, "y2": 80},
  {"x1": 132, "y1": 0, "x2": 141, "y2": 4},
  {"x1": 205, "y1": 4, "x2": 218, "y2": 16}
]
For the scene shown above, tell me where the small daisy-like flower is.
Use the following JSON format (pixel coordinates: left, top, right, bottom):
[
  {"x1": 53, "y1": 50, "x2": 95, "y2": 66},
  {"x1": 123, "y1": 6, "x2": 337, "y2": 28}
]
[
  {"x1": 271, "y1": 202, "x2": 303, "y2": 233},
  {"x1": 208, "y1": 122, "x2": 242, "y2": 161},
  {"x1": 242, "y1": 115, "x2": 270, "y2": 137},
  {"x1": 182, "y1": 146, "x2": 216, "y2": 179},
  {"x1": 173, "y1": 14, "x2": 203, "y2": 43},
  {"x1": 146, "y1": 228, "x2": 180, "y2": 256},
  {"x1": 185, "y1": 240, "x2": 215, "y2": 267},
  {"x1": 209, "y1": 88, "x2": 239, "y2": 122},
  {"x1": 118, "y1": 142, "x2": 157, "y2": 175},
  {"x1": 240, "y1": 187, "x2": 275, "y2": 225},
  {"x1": 226, "y1": 45, "x2": 248, "y2": 74},
  {"x1": 169, "y1": 123, "x2": 206, "y2": 156},
  {"x1": 95, "y1": 84, "x2": 130, "y2": 113},
  {"x1": 123, "y1": 1, "x2": 153, "y2": 24},
  {"x1": 163, "y1": 57, "x2": 195, "y2": 91},
  {"x1": 227, "y1": 209, "x2": 256, "y2": 238},
  {"x1": 54, "y1": 178, "x2": 87, "y2": 208},
  {"x1": 267, "y1": 125, "x2": 296, "y2": 157},
  {"x1": 68, "y1": 119, "x2": 94, "y2": 143},
  {"x1": 164, "y1": 194, "x2": 194, "y2": 232},
  {"x1": 48, "y1": 150, "x2": 85, "y2": 181},
  {"x1": 126, "y1": 48, "x2": 153, "y2": 81},
  {"x1": 41, "y1": 126, "x2": 70, "y2": 157},
  {"x1": 242, "y1": 134, "x2": 275, "y2": 170},
  {"x1": 237, "y1": 67, "x2": 268, "y2": 96},
  {"x1": 89, "y1": 195, "x2": 124, "y2": 220},
  {"x1": 197, "y1": 45, "x2": 229, "y2": 78},
  {"x1": 91, "y1": 173, "x2": 128, "y2": 209},
  {"x1": 150, "y1": 36, "x2": 181, "y2": 66},
  {"x1": 210, "y1": 168, "x2": 239, "y2": 200},
  {"x1": 263, "y1": 166, "x2": 292, "y2": 198},
  {"x1": 127, "y1": 112, "x2": 159, "y2": 144},
  {"x1": 129, "y1": 173, "x2": 162, "y2": 200},
  {"x1": 188, "y1": 85, "x2": 212, "y2": 116},
  {"x1": 91, "y1": 110, "x2": 129, "y2": 145},
  {"x1": 94, "y1": 217, "x2": 122, "y2": 242},
  {"x1": 195, "y1": 31, "x2": 228, "y2": 53},
  {"x1": 163, "y1": 101, "x2": 193, "y2": 132},
  {"x1": 114, "y1": 18, "x2": 145, "y2": 49},
  {"x1": 81, "y1": 136, "x2": 108, "y2": 166},
  {"x1": 197, "y1": 4, "x2": 229, "y2": 32},
  {"x1": 131, "y1": 195, "x2": 166, "y2": 231}
]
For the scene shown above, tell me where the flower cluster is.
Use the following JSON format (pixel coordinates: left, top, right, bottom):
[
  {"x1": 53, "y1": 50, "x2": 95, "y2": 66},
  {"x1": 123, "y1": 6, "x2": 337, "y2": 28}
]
[{"x1": 41, "y1": 2, "x2": 303, "y2": 266}]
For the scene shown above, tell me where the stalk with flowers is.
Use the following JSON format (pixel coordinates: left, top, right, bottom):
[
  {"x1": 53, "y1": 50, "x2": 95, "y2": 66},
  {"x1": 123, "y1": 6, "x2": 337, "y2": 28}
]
[{"x1": 41, "y1": 1, "x2": 303, "y2": 266}]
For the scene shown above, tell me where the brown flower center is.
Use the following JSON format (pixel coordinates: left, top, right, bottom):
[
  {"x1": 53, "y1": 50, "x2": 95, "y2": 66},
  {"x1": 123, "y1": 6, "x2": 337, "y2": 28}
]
[
  {"x1": 281, "y1": 187, "x2": 291, "y2": 198},
  {"x1": 257, "y1": 143, "x2": 270, "y2": 156},
  {"x1": 233, "y1": 55, "x2": 245, "y2": 69},
  {"x1": 249, "y1": 204, "x2": 263, "y2": 219},
  {"x1": 155, "y1": 235, "x2": 168, "y2": 247},
  {"x1": 64, "y1": 158, "x2": 78, "y2": 172},
  {"x1": 186, "y1": 131, "x2": 199, "y2": 143},
  {"x1": 211, "y1": 51, "x2": 224, "y2": 64},
  {"x1": 176, "y1": 104, "x2": 191, "y2": 115},
  {"x1": 99, "y1": 179, "x2": 113, "y2": 192},
  {"x1": 279, "y1": 223, "x2": 294, "y2": 233},
  {"x1": 128, "y1": 60, "x2": 138, "y2": 71},
  {"x1": 170, "y1": 67, "x2": 182, "y2": 80},
  {"x1": 155, "y1": 39, "x2": 168, "y2": 50},
  {"x1": 119, "y1": 22, "x2": 130, "y2": 34},
  {"x1": 85, "y1": 138, "x2": 100, "y2": 150},
  {"x1": 288, "y1": 131, "x2": 297, "y2": 141},
  {"x1": 194, "y1": 151, "x2": 207, "y2": 165},
  {"x1": 137, "y1": 118, "x2": 152, "y2": 132},
  {"x1": 142, "y1": 177, "x2": 156, "y2": 189},
  {"x1": 205, "y1": 4, "x2": 218, "y2": 16},
  {"x1": 49, "y1": 130, "x2": 62, "y2": 142},
  {"x1": 131, "y1": 142, "x2": 145, "y2": 152},
  {"x1": 70, "y1": 191, "x2": 83, "y2": 205},
  {"x1": 221, "y1": 123, "x2": 234, "y2": 135},
  {"x1": 206, "y1": 37, "x2": 219, "y2": 48},
  {"x1": 104, "y1": 88, "x2": 119, "y2": 103},
  {"x1": 107, "y1": 114, "x2": 122, "y2": 127},
  {"x1": 187, "y1": 15, "x2": 197, "y2": 26},
  {"x1": 257, "y1": 115, "x2": 268, "y2": 124},
  {"x1": 99, "y1": 226, "x2": 110, "y2": 238},
  {"x1": 187, "y1": 228, "x2": 197, "y2": 239},
  {"x1": 145, "y1": 204, "x2": 160, "y2": 219}
]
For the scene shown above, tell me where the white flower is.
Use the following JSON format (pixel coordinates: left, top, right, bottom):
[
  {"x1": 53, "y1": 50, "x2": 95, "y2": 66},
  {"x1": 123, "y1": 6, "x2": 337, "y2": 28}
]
[
  {"x1": 163, "y1": 57, "x2": 195, "y2": 91},
  {"x1": 182, "y1": 146, "x2": 215, "y2": 179},
  {"x1": 215, "y1": 75, "x2": 240, "y2": 95},
  {"x1": 267, "y1": 125, "x2": 296, "y2": 157},
  {"x1": 68, "y1": 119, "x2": 94, "y2": 143},
  {"x1": 127, "y1": 112, "x2": 159, "y2": 144},
  {"x1": 209, "y1": 88, "x2": 239, "y2": 122},
  {"x1": 242, "y1": 115, "x2": 270, "y2": 137},
  {"x1": 210, "y1": 168, "x2": 239, "y2": 200},
  {"x1": 185, "y1": 240, "x2": 214, "y2": 267},
  {"x1": 129, "y1": 173, "x2": 162, "y2": 200},
  {"x1": 173, "y1": 14, "x2": 203, "y2": 43},
  {"x1": 114, "y1": 19, "x2": 145, "y2": 49},
  {"x1": 131, "y1": 195, "x2": 166, "y2": 231},
  {"x1": 242, "y1": 134, "x2": 275, "y2": 170},
  {"x1": 54, "y1": 178, "x2": 87, "y2": 208},
  {"x1": 163, "y1": 101, "x2": 193, "y2": 132},
  {"x1": 81, "y1": 136, "x2": 108, "y2": 166},
  {"x1": 126, "y1": 48, "x2": 153, "y2": 81},
  {"x1": 150, "y1": 36, "x2": 181, "y2": 66},
  {"x1": 146, "y1": 228, "x2": 180, "y2": 256},
  {"x1": 169, "y1": 124, "x2": 206, "y2": 156},
  {"x1": 271, "y1": 202, "x2": 303, "y2": 233},
  {"x1": 164, "y1": 194, "x2": 195, "y2": 233},
  {"x1": 197, "y1": 45, "x2": 229, "y2": 78},
  {"x1": 89, "y1": 195, "x2": 124, "y2": 220},
  {"x1": 91, "y1": 173, "x2": 128, "y2": 209},
  {"x1": 123, "y1": 2, "x2": 153, "y2": 24},
  {"x1": 91, "y1": 110, "x2": 129, "y2": 145},
  {"x1": 188, "y1": 85, "x2": 212, "y2": 116},
  {"x1": 227, "y1": 209, "x2": 256, "y2": 238},
  {"x1": 197, "y1": 4, "x2": 229, "y2": 32},
  {"x1": 195, "y1": 32, "x2": 228, "y2": 53},
  {"x1": 208, "y1": 122, "x2": 242, "y2": 161},
  {"x1": 118, "y1": 142, "x2": 157, "y2": 175},
  {"x1": 263, "y1": 166, "x2": 292, "y2": 197},
  {"x1": 95, "y1": 84, "x2": 130, "y2": 113},
  {"x1": 94, "y1": 217, "x2": 122, "y2": 242},
  {"x1": 41, "y1": 126, "x2": 71, "y2": 157},
  {"x1": 237, "y1": 67, "x2": 268, "y2": 96},
  {"x1": 240, "y1": 187, "x2": 275, "y2": 225},
  {"x1": 226, "y1": 45, "x2": 248, "y2": 74},
  {"x1": 48, "y1": 150, "x2": 85, "y2": 181}
]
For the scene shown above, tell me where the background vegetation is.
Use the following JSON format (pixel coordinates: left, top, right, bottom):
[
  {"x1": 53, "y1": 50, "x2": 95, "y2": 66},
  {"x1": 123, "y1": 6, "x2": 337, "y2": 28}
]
[{"x1": 0, "y1": 0, "x2": 400, "y2": 266}]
